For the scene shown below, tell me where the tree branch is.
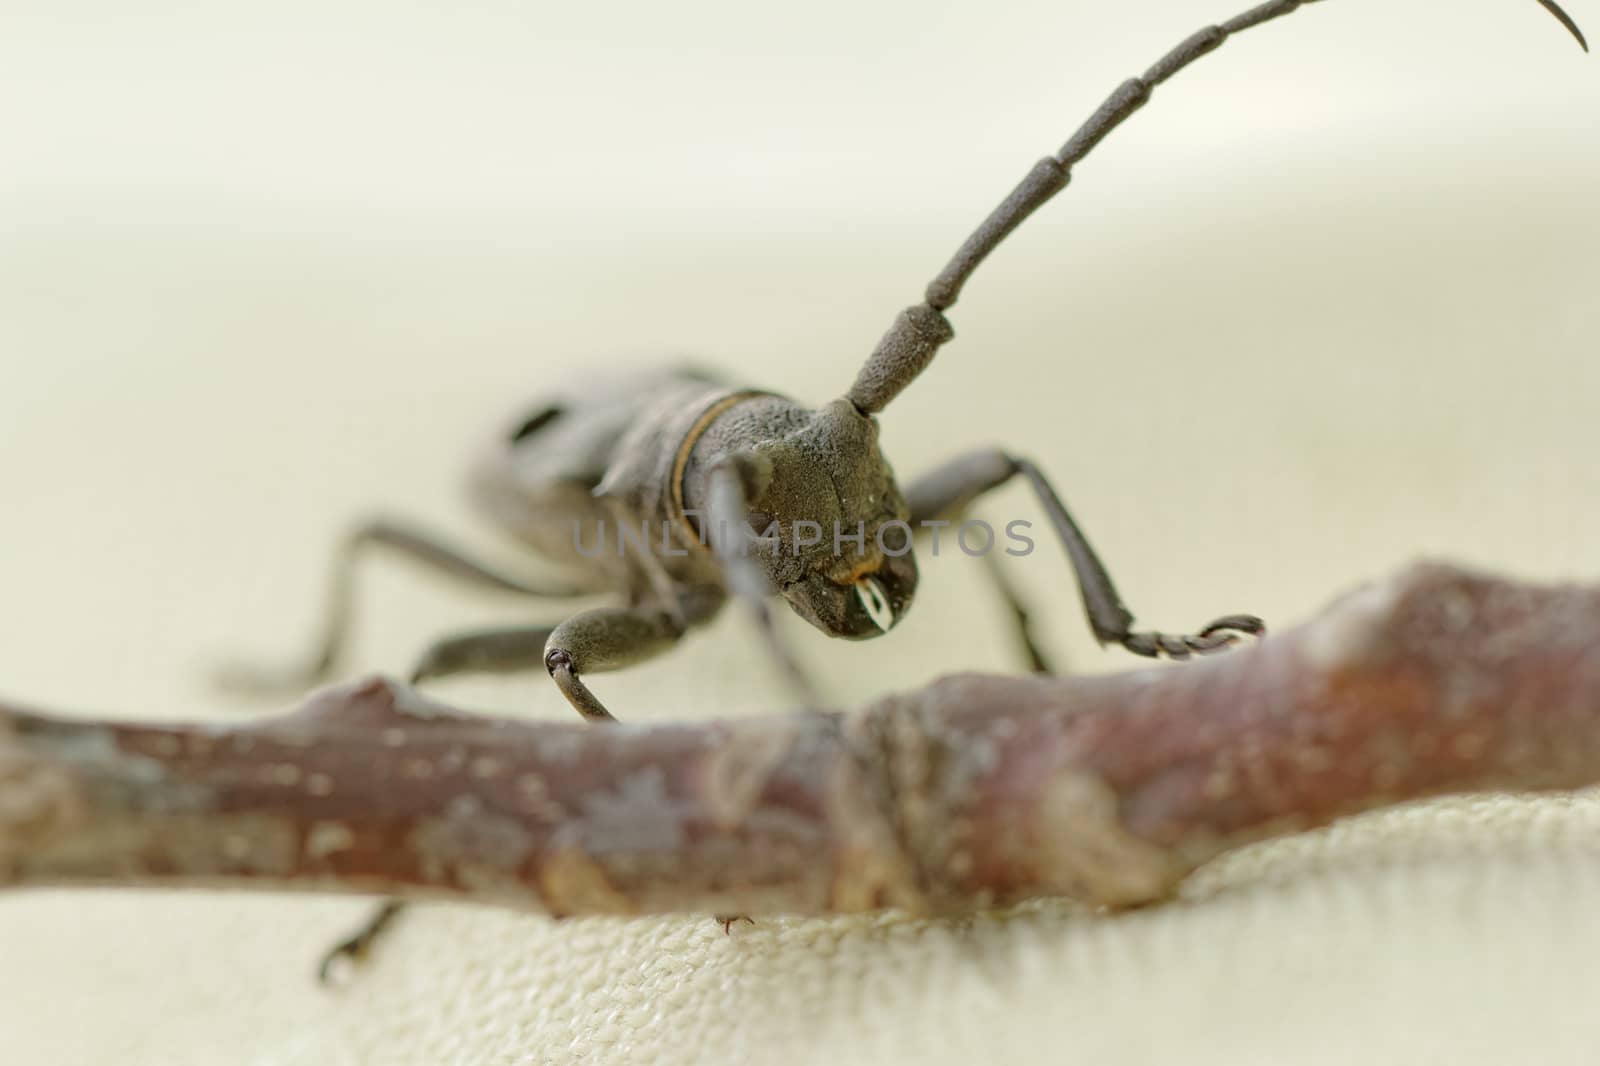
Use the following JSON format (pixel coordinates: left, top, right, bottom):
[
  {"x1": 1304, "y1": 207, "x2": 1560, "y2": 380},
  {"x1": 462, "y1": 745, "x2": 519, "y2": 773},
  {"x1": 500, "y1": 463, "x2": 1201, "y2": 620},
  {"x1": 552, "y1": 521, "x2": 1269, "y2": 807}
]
[{"x1": 3, "y1": 561, "x2": 1598, "y2": 917}]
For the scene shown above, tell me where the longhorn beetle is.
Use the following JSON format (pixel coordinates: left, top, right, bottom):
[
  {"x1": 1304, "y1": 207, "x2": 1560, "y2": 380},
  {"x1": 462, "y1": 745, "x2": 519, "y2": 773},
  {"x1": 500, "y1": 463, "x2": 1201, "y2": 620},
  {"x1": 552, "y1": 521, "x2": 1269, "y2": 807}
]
[{"x1": 220, "y1": 0, "x2": 1590, "y2": 978}]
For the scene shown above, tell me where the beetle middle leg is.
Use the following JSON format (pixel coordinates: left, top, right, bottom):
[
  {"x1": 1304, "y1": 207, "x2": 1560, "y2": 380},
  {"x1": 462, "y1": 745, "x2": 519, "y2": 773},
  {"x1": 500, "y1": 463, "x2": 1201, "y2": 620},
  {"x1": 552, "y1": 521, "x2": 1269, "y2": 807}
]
[
  {"x1": 907, "y1": 459, "x2": 1053, "y2": 673},
  {"x1": 316, "y1": 623, "x2": 563, "y2": 982},
  {"x1": 905, "y1": 449, "x2": 1263, "y2": 661},
  {"x1": 216, "y1": 517, "x2": 590, "y2": 696},
  {"x1": 411, "y1": 622, "x2": 564, "y2": 683},
  {"x1": 318, "y1": 594, "x2": 724, "y2": 980}
]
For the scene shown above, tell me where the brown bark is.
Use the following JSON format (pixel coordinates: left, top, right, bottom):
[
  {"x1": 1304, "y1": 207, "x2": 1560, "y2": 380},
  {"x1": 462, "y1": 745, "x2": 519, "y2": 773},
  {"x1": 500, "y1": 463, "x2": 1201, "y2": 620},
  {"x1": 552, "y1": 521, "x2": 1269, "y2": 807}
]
[{"x1": 2, "y1": 561, "x2": 1597, "y2": 917}]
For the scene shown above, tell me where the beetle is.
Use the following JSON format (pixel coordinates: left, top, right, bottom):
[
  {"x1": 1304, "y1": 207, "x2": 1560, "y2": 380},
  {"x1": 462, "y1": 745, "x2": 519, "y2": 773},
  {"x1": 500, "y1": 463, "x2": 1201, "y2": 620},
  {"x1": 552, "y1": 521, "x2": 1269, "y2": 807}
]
[{"x1": 217, "y1": 0, "x2": 1588, "y2": 976}]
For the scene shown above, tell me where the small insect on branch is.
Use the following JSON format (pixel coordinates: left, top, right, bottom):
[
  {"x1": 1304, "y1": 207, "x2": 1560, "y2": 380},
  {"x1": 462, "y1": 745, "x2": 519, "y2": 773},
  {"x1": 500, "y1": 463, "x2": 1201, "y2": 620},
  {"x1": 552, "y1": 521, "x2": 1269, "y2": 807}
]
[{"x1": 4, "y1": 561, "x2": 1600, "y2": 917}]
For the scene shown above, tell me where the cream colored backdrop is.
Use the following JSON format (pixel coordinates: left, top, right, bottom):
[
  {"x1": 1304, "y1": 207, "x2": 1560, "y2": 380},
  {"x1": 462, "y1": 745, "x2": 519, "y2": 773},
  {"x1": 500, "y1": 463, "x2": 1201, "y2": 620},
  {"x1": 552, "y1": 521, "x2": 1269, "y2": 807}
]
[{"x1": 2, "y1": 0, "x2": 1598, "y2": 1063}]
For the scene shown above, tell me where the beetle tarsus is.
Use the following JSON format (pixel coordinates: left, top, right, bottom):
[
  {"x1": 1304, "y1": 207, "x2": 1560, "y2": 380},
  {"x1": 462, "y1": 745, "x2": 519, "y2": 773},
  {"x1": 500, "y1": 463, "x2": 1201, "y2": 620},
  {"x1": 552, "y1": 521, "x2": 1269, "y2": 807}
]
[
  {"x1": 1121, "y1": 616, "x2": 1265, "y2": 660},
  {"x1": 316, "y1": 901, "x2": 406, "y2": 987}
]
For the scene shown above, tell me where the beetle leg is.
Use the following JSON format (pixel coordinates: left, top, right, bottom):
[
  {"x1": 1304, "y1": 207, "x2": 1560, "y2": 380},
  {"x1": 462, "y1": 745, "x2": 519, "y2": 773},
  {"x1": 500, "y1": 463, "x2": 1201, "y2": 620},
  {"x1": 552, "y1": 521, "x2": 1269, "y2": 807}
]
[
  {"x1": 543, "y1": 585, "x2": 724, "y2": 722},
  {"x1": 705, "y1": 456, "x2": 820, "y2": 705},
  {"x1": 319, "y1": 610, "x2": 678, "y2": 981},
  {"x1": 906, "y1": 452, "x2": 1053, "y2": 672},
  {"x1": 216, "y1": 517, "x2": 590, "y2": 696},
  {"x1": 542, "y1": 607, "x2": 681, "y2": 722},
  {"x1": 410, "y1": 623, "x2": 562, "y2": 683},
  {"x1": 315, "y1": 624, "x2": 569, "y2": 983},
  {"x1": 979, "y1": 549, "x2": 1052, "y2": 674},
  {"x1": 905, "y1": 449, "x2": 1264, "y2": 663},
  {"x1": 539, "y1": 594, "x2": 757, "y2": 935},
  {"x1": 316, "y1": 900, "x2": 405, "y2": 986}
]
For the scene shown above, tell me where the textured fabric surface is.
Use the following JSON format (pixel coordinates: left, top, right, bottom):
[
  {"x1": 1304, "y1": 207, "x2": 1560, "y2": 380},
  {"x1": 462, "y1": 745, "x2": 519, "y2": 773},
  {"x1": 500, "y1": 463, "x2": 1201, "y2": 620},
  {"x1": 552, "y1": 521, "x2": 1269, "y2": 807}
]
[{"x1": 3, "y1": 1, "x2": 1598, "y2": 1062}]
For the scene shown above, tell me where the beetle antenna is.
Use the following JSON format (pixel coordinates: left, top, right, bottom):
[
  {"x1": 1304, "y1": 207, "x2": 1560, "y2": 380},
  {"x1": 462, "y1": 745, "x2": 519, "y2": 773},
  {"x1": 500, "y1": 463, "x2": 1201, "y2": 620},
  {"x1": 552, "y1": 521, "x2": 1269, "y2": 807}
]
[
  {"x1": 843, "y1": 0, "x2": 1589, "y2": 416},
  {"x1": 1539, "y1": 0, "x2": 1590, "y2": 48}
]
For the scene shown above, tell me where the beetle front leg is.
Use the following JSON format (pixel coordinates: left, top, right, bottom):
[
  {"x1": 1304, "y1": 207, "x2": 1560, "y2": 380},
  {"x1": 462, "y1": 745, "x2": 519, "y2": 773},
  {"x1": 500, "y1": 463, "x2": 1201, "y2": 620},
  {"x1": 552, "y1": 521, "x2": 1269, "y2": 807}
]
[
  {"x1": 705, "y1": 455, "x2": 819, "y2": 704},
  {"x1": 543, "y1": 601, "x2": 716, "y2": 722},
  {"x1": 906, "y1": 453, "x2": 1054, "y2": 672},
  {"x1": 905, "y1": 449, "x2": 1263, "y2": 662}
]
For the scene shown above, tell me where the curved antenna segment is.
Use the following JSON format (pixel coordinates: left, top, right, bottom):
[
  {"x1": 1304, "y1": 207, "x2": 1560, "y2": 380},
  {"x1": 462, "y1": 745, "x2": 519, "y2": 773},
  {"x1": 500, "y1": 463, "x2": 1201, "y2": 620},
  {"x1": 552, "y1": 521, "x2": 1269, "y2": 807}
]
[{"x1": 845, "y1": 0, "x2": 1589, "y2": 416}]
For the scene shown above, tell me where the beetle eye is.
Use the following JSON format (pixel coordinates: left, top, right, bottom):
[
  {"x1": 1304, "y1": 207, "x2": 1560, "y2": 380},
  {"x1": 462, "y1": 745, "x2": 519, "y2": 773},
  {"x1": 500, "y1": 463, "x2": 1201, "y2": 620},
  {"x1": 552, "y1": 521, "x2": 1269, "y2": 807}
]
[{"x1": 877, "y1": 521, "x2": 910, "y2": 555}]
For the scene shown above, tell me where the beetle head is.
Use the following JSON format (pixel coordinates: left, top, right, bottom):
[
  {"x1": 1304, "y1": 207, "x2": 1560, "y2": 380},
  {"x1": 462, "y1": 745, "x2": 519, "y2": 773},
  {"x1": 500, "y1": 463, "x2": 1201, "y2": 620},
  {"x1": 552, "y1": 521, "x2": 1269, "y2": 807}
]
[{"x1": 735, "y1": 399, "x2": 918, "y2": 640}]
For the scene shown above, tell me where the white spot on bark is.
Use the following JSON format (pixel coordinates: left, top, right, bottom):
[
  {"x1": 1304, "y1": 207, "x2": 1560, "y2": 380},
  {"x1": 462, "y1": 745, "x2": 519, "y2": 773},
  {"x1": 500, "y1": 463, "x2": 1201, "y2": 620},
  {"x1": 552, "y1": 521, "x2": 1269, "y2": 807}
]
[
  {"x1": 389, "y1": 685, "x2": 453, "y2": 719},
  {"x1": 1302, "y1": 577, "x2": 1402, "y2": 671},
  {"x1": 579, "y1": 767, "x2": 685, "y2": 851},
  {"x1": 260, "y1": 763, "x2": 301, "y2": 786},
  {"x1": 702, "y1": 721, "x2": 796, "y2": 829},
  {"x1": 517, "y1": 774, "x2": 566, "y2": 820},
  {"x1": 1202, "y1": 768, "x2": 1235, "y2": 801},
  {"x1": 305, "y1": 821, "x2": 355, "y2": 859},
  {"x1": 538, "y1": 729, "x2": 586, "y2": 766},
  {"x1": 1037, "y1": 770, "x2": 1183, "y2": 907},
  {"x1": 408, "y1": 799, "x2": 535, "y2": 897}
]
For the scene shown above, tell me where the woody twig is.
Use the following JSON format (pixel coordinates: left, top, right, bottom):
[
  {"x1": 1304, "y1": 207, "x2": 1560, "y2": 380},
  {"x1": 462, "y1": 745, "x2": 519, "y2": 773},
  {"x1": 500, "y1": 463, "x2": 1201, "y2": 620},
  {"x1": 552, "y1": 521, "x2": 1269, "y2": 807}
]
[{"x1": 3, "y1": 561, "x2": 1598, "y2": 916}]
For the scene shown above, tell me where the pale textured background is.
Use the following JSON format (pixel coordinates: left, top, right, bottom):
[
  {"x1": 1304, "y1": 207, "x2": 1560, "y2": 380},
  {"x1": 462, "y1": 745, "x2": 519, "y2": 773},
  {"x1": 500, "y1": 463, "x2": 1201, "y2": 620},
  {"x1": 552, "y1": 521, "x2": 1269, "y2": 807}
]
[{"x1": 2, "y1": 0, "x2": 1598, "y2": 1063}]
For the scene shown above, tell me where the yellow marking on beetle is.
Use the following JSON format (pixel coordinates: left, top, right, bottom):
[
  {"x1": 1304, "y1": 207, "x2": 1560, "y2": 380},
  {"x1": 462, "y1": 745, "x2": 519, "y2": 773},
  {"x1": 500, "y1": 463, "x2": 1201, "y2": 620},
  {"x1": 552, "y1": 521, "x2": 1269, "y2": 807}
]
[
  {"x1": 669, "y1": 390, "x2": 774, "y2": 553},
  {"x1": 831, "y1": 550, "x2": 885, "y2": 585}
]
